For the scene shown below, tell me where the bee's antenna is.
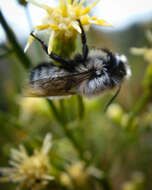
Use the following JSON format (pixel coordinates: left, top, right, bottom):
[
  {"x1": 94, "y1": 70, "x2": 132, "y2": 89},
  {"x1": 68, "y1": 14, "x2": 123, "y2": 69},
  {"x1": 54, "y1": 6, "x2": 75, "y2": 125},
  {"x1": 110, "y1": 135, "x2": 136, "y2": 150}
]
[{"x1": 104, "y1": 85, "x2": 121, "y2": 113}]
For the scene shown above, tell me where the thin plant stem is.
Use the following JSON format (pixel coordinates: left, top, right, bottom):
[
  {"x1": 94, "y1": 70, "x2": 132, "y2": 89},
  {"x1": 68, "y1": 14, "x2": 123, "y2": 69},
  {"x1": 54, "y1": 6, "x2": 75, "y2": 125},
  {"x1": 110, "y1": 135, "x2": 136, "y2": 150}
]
[
  {"x1": 47, "y1": 99, "x2": 61, "y2": 123},
  {"x1": 77, "y1": 95, "x2": 85, "y2": 120},
  {"x1": 47, "y1": 99, "x2": 87, "y2": 162},
  {"x1": 126, "y1": 62, "x2": 152, "y2": 130},
  {"x1": 61, "y1": 124, "x2": 86, "y2": 162},
  {"x1": 0, "y1": 10, "x2": 32, "y2": 69},
  {"x1": 126, "y1": 91, "x2": 151, "y2": 130},
  {"x1": 59, "y1": 99, "x2": 67, "y2": 124}
]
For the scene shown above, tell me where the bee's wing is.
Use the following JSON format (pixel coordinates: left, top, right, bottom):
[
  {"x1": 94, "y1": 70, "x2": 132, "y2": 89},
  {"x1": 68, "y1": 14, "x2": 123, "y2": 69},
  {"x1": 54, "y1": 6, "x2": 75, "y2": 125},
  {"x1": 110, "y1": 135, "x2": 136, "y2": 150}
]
[{"x1": 24, "y1": 63, "x2": 91, "y2": 97}]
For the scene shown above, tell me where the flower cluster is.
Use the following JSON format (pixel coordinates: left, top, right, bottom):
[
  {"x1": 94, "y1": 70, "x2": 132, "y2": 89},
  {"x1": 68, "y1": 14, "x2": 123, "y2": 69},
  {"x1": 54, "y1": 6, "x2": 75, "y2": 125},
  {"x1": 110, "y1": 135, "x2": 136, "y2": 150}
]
[
  {"x1": 0, "y1": 134, "x2": 54, "y2": 190},
  {"x1": 131, "y1": 30, "x2": 152, "y2": 91},
  {"x1": 24, "y1": 0, "x2": 112, "y2": 54},
  {"x1": 131, "y1": 30, "x2": 152, "y2": 63},
  {"x1": 122, "y1": 172, "x2": 145, "y2": 190}
]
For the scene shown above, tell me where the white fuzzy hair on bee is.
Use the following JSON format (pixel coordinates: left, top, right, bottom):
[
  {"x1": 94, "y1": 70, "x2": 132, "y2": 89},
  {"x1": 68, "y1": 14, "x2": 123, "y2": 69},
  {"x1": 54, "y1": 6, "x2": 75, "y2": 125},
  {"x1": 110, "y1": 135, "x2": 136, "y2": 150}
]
[{"x1": 25, "y1": 20, "x2": 131, "y2": 111}]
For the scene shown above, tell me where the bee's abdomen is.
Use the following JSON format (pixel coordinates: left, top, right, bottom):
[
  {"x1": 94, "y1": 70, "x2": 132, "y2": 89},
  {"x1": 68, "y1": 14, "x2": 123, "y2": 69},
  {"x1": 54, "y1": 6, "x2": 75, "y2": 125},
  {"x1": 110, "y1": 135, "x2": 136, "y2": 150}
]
[
  {"x1": 30, "y1": 63, "x2": 52, "y2": 82},
  {"x1": 30, "y1": 62, "x2": 70, "y2": 84}
]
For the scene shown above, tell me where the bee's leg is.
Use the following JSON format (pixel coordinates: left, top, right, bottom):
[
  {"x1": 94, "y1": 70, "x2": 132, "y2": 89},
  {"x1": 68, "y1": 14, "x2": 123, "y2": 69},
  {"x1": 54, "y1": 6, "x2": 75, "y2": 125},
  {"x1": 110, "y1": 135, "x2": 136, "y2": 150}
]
[
  {"x1": 77, "y1": 19, "x2": 89, "y2": 61},
  {"x1": 30, "y1": 32, "x2": 75, "y2": 71},
  {"x1": 104, "y1": 85, "x2": 121, "y2": 112},
  {"x1": 30, "y1": 32, "x2": 48, "y2": 55}
]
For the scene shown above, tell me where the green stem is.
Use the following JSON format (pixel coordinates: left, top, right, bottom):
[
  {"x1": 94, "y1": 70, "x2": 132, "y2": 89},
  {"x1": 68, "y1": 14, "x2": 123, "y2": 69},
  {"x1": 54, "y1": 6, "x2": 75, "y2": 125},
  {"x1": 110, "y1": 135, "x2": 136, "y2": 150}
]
[
  {"x1": 47, "y1": 99, "x2": 61, "y2": 123},
  {"x1": 77, "y1": 95, "x2": 85, "y2": 120},
  {"x1": 47, "y1": 99, "x2": 87, "y2": 162},
  {"x1": 126, "y1": 91, "x2": 151, "y2": 129},
  {"x1": 59, "y1": 99, "x2": 67, "y2": 124},
  {"x1": 0, "y1": 10, "x2": 32, "y2": 69},
  {"x1": 61, "y1": 124, "x2": 86, "y2": 162}
]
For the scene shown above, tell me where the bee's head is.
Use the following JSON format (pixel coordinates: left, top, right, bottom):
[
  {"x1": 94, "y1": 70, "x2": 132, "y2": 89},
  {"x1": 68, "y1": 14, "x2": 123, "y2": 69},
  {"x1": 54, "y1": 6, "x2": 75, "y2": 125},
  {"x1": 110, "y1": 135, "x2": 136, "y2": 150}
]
[
  {"x1": 115, "y1": 54, "x2": 131, "y2": 78},
  {"x1": 108, "y1": 53, "x2": 131, "y2": 80}
]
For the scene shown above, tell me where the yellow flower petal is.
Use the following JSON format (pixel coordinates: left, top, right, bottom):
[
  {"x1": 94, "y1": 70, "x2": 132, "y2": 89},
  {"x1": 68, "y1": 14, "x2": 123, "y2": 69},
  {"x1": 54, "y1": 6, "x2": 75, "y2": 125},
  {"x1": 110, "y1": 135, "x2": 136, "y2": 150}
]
[
  {"x1": 26, "y1": 0, "x2": 53, "y2": 14},
  {"x1": 81, "y1": 0, "x2": 99, "y2": 15},
  {"x1": 24, "y1": 31, "x2": 37, "y2": 52},
  {"x1": 68, "y1": 0, "x2": 72, "y2": 5},
  {"x1": 130, "y1": 47, "x2": 148, "y2": 55},
  {"x1": 35, "y1": 24, "x2": 49, "y2": 30},
  {"x1": 41, "y1": 133, "x2": 52, "y2": 154},
  {"x1": 96, "y1": 20, "x2": 113, "y2": 26},
  {"x1": 91, "y1": 16, "x2": 98, "y2": 20},
  {"x1": 50, "y1": 24, "x2": 59, "y2": 30},
  {"x1": 74, "y1": 7, "x2": 81, "y2": 17},
  {"x1": 62, "y1": 1, "x2": 68, "y2": 17},
  {"x1": 81, "y1": 6, "x2": 91, "y2": 15},
  {"x1": 59, "y1": 0, "x2": 68, "y2": 17},
  {"x1": 131, "y1": 47, "x2": 152, "y2": 62},
  {"x1": 80, "y1": 16, "x2": 90, "y2": 25},
  {"x1": 48, "y1": 31, "x2": 55, "y2": 54},
  {"x1": 71, "y1": 21, "x2": 81, "y2": 33},
  {"x1": 73, "y1": 0, "x2": 79, "y2": 6}
]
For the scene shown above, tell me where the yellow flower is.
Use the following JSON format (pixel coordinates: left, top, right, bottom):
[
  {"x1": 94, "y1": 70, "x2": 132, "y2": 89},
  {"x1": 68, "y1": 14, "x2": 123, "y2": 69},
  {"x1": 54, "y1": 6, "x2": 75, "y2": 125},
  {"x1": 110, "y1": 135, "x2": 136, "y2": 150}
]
[
  {"x1": 60, "y1": 161, "x2": 89, "y2": 188},
  {"x1": 122, "y1": 172, "x2": 145, "y2": 190},
  {"x1": 24, "y1": 0, "x2": 112, "y2": 54},
  {"x1": 131, "y1": 30, "x2": 152, "y2": 63},
  {"x1": 60, "y1": 161, "x2": 103, "y2": 188},
  {"x1": 19, "y1": 97, "x2": 51, "y2": 122},
  {"x1": 106, "y1": 103, "x2": 124, "y2": 124},
  {"x1": 0, "y1": 133, "x2": 54, "y2": 190}
]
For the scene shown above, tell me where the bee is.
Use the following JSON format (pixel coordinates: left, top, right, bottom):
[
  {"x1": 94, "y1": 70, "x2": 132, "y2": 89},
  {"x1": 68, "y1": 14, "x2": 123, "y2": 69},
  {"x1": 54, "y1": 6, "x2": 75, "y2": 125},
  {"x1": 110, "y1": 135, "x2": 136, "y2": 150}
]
[{"x1": 25, "y1": 20, "x2": 131, "y2": 111}]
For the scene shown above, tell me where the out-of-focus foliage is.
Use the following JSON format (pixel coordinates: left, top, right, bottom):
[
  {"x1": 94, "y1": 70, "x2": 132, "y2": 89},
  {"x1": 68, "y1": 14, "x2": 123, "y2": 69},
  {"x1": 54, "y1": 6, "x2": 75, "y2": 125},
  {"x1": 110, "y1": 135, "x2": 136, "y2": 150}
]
[{"x1": 0, "y1": 1, "x2": 152, "y2": 190}]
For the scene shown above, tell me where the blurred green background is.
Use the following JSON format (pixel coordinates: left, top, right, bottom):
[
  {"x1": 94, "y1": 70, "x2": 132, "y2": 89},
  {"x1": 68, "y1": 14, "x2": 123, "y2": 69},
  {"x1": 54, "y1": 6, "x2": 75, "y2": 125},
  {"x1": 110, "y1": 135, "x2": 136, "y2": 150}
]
[{"x1": 0, "y1": 0, "x2": 152, "y2": 190}]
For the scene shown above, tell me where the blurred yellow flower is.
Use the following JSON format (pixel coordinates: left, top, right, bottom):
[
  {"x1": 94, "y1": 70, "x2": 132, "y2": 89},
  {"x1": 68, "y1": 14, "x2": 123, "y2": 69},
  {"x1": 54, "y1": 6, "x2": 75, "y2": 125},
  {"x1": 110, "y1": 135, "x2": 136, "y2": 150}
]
[
  {"x1": 131, "y1": 30, "x2": 152, "y2": 63},
  {"x1": 122, "y1": 182, "x2": 135, "y2": 190},
  {"x1": 24, "y1": 0, "x2": 112, "y2": 53},
  {"x1": 0, "y1": 133, "x2": 54, "y2": 190},
  {"x1": 60, "y1": 161, "x2": 103, "y2": 188},
  {"x1": 122, "y1": 172, "x2": 145, "y2": 190},
  {"x1": 60, "y1": 161, "x2": 88, "y2": 188},
  {"x1": 106, "y1": 103, "x2": 124, "y2": 123},
  {"x1": 131, "y1": 47, "x2": 152, "y2": 63},
  {"x1": 19, "y1": 97, "x2": 50, "y2": 122}
]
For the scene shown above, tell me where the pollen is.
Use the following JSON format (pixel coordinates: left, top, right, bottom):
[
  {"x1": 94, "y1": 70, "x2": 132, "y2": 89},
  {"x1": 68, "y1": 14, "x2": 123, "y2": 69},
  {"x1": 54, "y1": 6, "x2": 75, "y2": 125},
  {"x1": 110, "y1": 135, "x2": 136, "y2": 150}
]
[{"x1": 24, "y1": 0, "x2": 112, "y2": 54}]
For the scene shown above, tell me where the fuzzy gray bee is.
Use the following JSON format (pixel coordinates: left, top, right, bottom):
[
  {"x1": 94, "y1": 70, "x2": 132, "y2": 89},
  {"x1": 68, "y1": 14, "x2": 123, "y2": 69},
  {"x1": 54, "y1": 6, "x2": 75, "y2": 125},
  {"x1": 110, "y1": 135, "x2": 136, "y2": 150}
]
[{"x1": 26, "y1": 20, "x2": 131, "y2": 111}]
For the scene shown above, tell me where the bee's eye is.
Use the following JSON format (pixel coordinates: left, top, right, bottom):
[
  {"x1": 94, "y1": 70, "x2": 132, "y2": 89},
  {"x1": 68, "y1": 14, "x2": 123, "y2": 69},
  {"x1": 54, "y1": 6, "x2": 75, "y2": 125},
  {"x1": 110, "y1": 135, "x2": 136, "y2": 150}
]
[{"x1": 118, "y1": 61, "x2": 126, "y2": 75}]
